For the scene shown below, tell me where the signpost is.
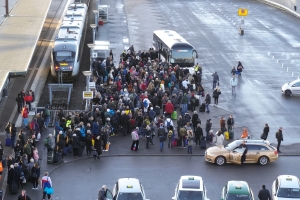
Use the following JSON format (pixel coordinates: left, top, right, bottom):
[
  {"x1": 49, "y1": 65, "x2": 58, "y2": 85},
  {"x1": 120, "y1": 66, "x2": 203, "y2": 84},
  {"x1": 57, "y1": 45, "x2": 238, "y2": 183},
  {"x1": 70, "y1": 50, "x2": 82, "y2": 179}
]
[
  {"x1": 238, "y1": 8, "x2": 248, "y2": 35},
  {"x1": 89, "y1": 82, "x2": 95, "y2": 89}
]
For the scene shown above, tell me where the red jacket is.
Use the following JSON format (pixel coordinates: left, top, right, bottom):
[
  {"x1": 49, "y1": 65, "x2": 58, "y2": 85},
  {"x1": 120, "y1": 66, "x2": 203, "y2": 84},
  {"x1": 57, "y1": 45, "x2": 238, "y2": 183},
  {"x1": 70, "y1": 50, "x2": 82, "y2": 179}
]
[
  {"x1": 22, "y1": 107, "x2": 28, "y2": 118},
  {"x1": 164, "y1": 102, "x2": 174, "y2": 114},
  {"x1": 24, "y1": 95, "x2": 33, "y2": 102},
  {"x1": 117, "y1": 81, "x2": 122, "y2": 91}
]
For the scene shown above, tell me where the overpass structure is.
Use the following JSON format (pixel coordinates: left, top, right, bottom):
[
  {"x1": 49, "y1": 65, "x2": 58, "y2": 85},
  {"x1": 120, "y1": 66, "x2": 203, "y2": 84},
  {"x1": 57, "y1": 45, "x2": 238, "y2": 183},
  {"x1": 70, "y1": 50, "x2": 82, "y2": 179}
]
[{"x1": 0, "y1": 0, "x2": 52, "y2": 100}]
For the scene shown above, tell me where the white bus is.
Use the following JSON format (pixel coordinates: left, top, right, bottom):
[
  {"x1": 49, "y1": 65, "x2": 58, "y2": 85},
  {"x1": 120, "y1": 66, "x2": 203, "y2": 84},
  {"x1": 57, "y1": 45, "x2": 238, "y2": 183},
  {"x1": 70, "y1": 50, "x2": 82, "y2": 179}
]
[{"x1": 153, "y1": 30, "x2": 198, "y2": 67}]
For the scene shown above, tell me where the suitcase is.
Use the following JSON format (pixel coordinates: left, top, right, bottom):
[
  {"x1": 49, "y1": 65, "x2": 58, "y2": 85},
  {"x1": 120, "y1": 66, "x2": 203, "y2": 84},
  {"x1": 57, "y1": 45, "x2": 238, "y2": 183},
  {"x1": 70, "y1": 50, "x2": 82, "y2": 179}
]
[
  {"x1": 229, "y1": 130, "x2": 234, "y2": 139},
  {"x1": 200, "y1": 139, "x2": 206, "y2": 149},
  {"x1": 154, "y1": 106, "x2": 160, "y2": 116},
  {"x1": 199, "y1": 103, "x2": 205, "y2": 112},
  {"x1": 10, "y1": 182, "x2": 18, "y2": 194},
  {"x1": 224, "y1": 131, "x2": 229, "y2": 140},
  {"x1": 53, "y1": 153, "x2": 61, "y2": 164},
  {"x1": 171, "y1": 111, "x2": 177, "y2": 120},
  {"x1": 172, "y1": 139, "x2": 177, "y2": 147},
  {"x1": 47, "y1": 151, "x2": 54, "y2": 164},
  {"x1": 5, "y1": 138, "x2": 11, "y2": 146}
]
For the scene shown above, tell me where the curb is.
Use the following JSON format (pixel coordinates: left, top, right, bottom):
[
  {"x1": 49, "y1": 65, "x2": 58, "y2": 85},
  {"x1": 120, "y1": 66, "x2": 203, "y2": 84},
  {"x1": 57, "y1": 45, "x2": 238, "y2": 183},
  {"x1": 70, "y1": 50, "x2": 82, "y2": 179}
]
[
  {"x1": 257, "y1": 0, "x2": 300, "y2": 18},
  {"x1": 48, "y1": 153, "x2": 300, "y2": 174}
]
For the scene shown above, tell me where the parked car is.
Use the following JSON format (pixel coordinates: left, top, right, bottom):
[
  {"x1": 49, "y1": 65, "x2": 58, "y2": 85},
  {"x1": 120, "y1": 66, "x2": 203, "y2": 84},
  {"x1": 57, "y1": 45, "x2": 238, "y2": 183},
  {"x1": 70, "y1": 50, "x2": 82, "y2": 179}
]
[
  {"x1": 272, "y1": 175, "x2": 300, "y2": 199},
  {"x1": 282, "y1": 79, "x2": 300, "y2": 96}
]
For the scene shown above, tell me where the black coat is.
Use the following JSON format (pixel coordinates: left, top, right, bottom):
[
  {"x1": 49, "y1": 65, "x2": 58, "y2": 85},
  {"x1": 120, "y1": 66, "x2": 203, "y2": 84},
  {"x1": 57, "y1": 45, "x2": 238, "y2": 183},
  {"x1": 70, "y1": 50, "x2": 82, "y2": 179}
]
[
  {"x1": 7, "y1": 168, "x2": 14, "y2": 185},
  {"x1": 94, "y1": 137, "x2": 102, "y2": 155},
  {"x1": 121, "y1": 114, "x2": 130, "y2": 126},
  {"x1": 195, "y1": 127, "x2": 203, "y2": 139},
  {"x1": 258, "y1": 188, "x2": 271, "y2": 200},
  {"x1": 192, "y1": 114, "x2": 199, "y2": 126}
]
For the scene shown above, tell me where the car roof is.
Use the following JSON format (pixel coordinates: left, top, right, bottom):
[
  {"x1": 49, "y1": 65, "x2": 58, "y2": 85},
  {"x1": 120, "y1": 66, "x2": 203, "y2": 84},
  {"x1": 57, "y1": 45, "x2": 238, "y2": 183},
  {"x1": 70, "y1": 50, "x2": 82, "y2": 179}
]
[
  {"x1": 289, "y1": 79, "x2": 300, "y2": 84},
  {"x1": 235, "y1": 139, "x2": 270, "y2": 145},
  {"x1": 278, "y1": 175, "x2": 300, "y2": 188},
  {"x1": 227, "y1": 181, "x2": 250, "y2": 194},
  {"x1": 118, "y1": 178, "x2": 141, "y2": 193},
  {"x1": 179, "y1": 176, "x2": 204, "y2": 191}
]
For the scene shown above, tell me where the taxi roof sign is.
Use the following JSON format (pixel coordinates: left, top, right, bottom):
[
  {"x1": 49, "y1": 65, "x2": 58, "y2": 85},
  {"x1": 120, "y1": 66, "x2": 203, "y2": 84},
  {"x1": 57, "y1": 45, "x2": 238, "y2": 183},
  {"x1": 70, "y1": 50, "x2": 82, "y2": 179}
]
[
  {"x1": 238, "y1": 8, "x2": 248, "y2": 16},
  {"x1": 188, "y1": 177, "x2": 194, "y2": 180},
  {"x1": 286, "y1": 177, "x2": 293, "y2": 181},
  {"x1": 127, "y1": 185, "x2": 133, "y2": 188}
]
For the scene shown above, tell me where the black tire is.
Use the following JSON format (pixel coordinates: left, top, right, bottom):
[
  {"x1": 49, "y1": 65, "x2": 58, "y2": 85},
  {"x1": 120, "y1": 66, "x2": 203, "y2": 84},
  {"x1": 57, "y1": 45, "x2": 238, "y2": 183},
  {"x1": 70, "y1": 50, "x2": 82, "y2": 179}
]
[
  {"x1": 285, "y1": 90, "x2": 292, "y2": 96},
  {"x1": 215, "y1": 156, "x2": 226, "y2": 166},
  {"x1": 258, "y1": 156, "x2": 269, "y2": 166}
]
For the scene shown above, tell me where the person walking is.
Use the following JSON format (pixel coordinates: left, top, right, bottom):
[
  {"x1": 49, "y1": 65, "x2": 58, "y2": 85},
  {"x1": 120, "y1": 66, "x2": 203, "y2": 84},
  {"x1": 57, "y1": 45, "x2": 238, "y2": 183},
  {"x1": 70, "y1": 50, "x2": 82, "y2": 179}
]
[
  {"x1": 31, "y1": 162, "x2": 40, "y2": 190},
  {"x1": 230, "y1": 75, "x2": 238, "y2": 97},
  {"x1": 18, "y1": 189, "x2": 32, "y2": 200},
  {"x1": 237, "y1": 61, "x2": 244, "y2": 78},
  {"x1": 276, "y1": 127, "x2": 283, "y2": 153},
  {"x1": 213, "y1": 86, "x2": 221, "y2": 105},
  {"x1": 261, "y1": 123, "x2": 269, "y2": 140},
  {"x1": 41, "y1": 172, "x2": 53, "y2": 200},
  {"x1": 258, "y1": 185, "x2": 271, "y2": 200},
  {"x1": 187, "y1": 130, "x2": 193, "y2": 154},
  {"x1": 204, "y1": 92, "x2": 211, "y2": 113},
  {"x1": 231, "y1": 66, "x2": 236, "y2": 76},
  {"x1": 194, "y1": 124, "x2": 203, "y2": 147},
  {"x1": 212, "y1": 71, "x2": 219, "y2": 89},
  {"x1": 131, "y1": 128, "x2": 139, "y2": 151},
  {"x1": 98, "y1": 185, "x2": 108, "y2": 200}
]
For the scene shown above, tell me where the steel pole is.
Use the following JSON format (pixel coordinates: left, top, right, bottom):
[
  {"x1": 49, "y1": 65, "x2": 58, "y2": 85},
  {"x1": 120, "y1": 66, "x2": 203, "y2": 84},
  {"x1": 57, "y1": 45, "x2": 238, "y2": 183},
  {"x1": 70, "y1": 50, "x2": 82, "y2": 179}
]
[{"x1": 5, "y1": 0, "x2": 9, "y2": 16}]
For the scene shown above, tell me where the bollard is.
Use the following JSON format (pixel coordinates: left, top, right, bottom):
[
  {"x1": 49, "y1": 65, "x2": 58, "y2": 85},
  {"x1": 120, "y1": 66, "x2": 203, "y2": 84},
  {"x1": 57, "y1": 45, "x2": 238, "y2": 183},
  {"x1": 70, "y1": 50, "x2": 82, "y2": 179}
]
[{"x1": 239, "y1": 28, "x2": 244, "y2": 35}]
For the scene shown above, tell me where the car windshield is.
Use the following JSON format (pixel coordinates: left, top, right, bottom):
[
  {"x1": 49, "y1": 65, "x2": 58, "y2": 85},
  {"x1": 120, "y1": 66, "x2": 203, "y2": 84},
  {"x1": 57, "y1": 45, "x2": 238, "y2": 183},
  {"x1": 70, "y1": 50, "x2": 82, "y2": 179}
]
[
  {"x1": 117, "y1": 192, "x2": 144, "y2": 200},
  {"x1": 224, "y1": 141, "x2": 239, "y2": 151},
  {"x1": 226, "y1": 194, "x2": 252, "y2": 200},
  {"x1": 177, "y1": 190, "x2": 203, "y2": 200},
  {"x1": 277, "y1": 188, "x2": 300, "y2": 198}
]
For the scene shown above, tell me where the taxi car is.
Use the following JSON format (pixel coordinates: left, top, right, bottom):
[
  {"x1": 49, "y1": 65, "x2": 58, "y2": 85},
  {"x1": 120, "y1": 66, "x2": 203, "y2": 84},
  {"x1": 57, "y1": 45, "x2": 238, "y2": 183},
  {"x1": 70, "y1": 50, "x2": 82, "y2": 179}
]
[
  {"x1": 205, "y1": 139, "x2": 278, "y2": 166},
  {"x1": 272, "y1": 175, "x2": 300, "y2": 199},
  {"x1": 220, "y1": 181, "x2": 254, "y2": 200},
  {"x1": 106, "y1": 178, "x2": 149, "y2": 200},
  {"x1": 282, "y1": 79, "x2": 300, "y2": 96},
  {"x1": 172, "y1": 175, "x2": 210, "y2": 200}
]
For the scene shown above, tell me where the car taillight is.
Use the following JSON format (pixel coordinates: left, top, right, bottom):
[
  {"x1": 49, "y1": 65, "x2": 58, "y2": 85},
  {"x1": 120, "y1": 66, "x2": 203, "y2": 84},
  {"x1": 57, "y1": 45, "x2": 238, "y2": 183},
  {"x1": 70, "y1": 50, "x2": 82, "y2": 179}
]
[
  {"x1": 55, "y1": 66, "x2": 59, "y2": 71},
  {"x1": 274, "y1": 151, "x2": 278, "y2": 154}
]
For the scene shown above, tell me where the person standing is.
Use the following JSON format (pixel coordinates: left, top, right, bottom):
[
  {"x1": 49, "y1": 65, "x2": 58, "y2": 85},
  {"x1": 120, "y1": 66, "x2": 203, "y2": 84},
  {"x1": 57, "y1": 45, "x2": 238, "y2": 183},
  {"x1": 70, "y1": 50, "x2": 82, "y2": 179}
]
[
  {"x1": 261, "y1": 124, "x2": 269, "y2": 140},
  {"x1": 94, "y1": 135, "x2": 102, "y2": 159},
  {"x1": 41, "y1": 172, "x2": 53, "y2": 200},
  {"x1": 212, "y1": 71, "x2": 219, "y2": 89},
  {"x1": 215, "y1": 130, "x2": 224, "y2": 146},
  {"x1": 189, "y1": 93, "x2": 197, "y2": 111},
  {"x1": 187, "y1": 130, "x2": 193, "y2": 154},
  {"x1": 98, "y1": 185, "x2": 108, "y2": 200},
  {"x1": 241, "y1": 128, "x2": 249, "y2": 139},
  {"x1": 131, "y1": 128, "x2": 139, "y2": 151},
  {"x1": 10, "y1": 123, "x2": 17, "y2": 149},
  {"x1": 31, "y1": 162, "x2": 40, "y2": 190},
  {"x1": 220, "y1": 116, "x2": 226, "y2": 133},
  {"x1": 18, "y1": 189, "x2": 32, "y2": 200},
  {"x1": 22, "y1": 106, "x2": 29, "y2": 129},
  {"x1": 239, "y1": 140, "x2": 248, "y2": 166},
  {"x1": 7, "y1": 164, "x2": 15, "y2": 190},
  {"x1": 227, "y1": 115, "x2": 234, "y2": 132},
  {"x1": 276, "y1": 127, "x2": 283, "y2": 153},
  {"x1": 230, "y1": 75, "x2": 238, "y2": 97},
  {"x1": 213, "y1": 86, "x2": 221, "y2": 105},
  {"x1": 191, "y1": 111, "x2": 199, "y2": 131},
  {"x1": 16, "y1": 94, "x2": 23, "y2": 113},
  {"x1": 145, "y1": 126, "x2": 152, "y2": 149},
  {"x1": 258, "y1": 185, "x2": 271, "y2": 200},
  {"x1": 205, "y1": 92, "x2": 211, "y2": 113},
  {"x1": 157, "y1": 123, "x2": 166, "y2": 152}
]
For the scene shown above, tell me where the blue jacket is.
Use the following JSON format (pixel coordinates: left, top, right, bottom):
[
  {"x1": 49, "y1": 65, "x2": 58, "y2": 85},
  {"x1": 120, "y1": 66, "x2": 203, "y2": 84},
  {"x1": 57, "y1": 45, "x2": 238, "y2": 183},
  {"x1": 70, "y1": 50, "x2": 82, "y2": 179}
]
[{"x1": 92, "y1": 122, "x2": 100, "y2": 136}]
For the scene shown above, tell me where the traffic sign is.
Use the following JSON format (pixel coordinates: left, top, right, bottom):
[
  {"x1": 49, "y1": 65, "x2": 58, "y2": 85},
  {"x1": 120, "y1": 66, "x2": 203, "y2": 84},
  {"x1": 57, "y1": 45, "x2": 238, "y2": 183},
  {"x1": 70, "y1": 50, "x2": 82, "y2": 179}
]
[
  {"x1": 238, "y1": 8, "x2": 248, "y2": 16},
  {"x1": 89, "y1": 81, "x2": 95, "y2": 89}
]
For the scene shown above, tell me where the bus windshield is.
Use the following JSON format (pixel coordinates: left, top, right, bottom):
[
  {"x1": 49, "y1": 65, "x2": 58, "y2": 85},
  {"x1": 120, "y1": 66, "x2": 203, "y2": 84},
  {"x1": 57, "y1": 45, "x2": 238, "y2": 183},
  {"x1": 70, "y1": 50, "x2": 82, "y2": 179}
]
[
  {"x1": 54, "y1": 51, "x2": 75, "y2": 62},
  {"x1": 171, "y1": 48, "x2": 194, "y2": 64}
]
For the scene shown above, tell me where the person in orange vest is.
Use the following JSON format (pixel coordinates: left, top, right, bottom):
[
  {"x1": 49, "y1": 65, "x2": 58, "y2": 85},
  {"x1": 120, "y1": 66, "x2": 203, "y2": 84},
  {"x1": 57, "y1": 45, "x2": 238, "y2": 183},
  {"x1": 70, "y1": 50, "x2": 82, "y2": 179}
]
[{"x1": 241, "y1": 128, "x2": 248, "y2": 139}]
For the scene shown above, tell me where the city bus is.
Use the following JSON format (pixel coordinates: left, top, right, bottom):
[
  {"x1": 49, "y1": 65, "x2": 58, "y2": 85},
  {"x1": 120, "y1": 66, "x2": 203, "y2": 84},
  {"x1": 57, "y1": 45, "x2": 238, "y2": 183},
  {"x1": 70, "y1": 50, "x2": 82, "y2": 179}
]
[{"x1": 153, "y1": 30, "x2": 198, "y2": 67}]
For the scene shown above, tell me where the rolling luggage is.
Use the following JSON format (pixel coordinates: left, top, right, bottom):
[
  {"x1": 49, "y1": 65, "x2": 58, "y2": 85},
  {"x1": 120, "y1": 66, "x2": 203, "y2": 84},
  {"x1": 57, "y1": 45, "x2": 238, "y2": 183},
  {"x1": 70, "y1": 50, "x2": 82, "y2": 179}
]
[
  {"x1": 224, "y1": 131, "x2": 229, "y2": 140},
  {"x1": 5, "y1": 138, "x2": 11, "y2": 146},
  {"x1": 53, "y1": 153, "x2": 62, "y2": 164},
  {"x1": 9, "y1": 182, "x2": 18, "y2": 194},
  {"x1": 172, "y1": 139, "x2": 177, "y2": 147},
  {"x1": 171, "y1": 111, "x2": 177, "y2": 120},
  {"x1": 199, "y1": 103, "x2": 205, "y2": 112},
  {"x1": 200, "y1": 136, "x2": 206, "y2": 149},
  {"x1": 47, "y1": 151, "x2": 54, "y2": 164},
  {"x1": 154, "y1": 106, "x2": 160, "y2": 116},
  {"x1": 229, "y1": 130, "x2": 234, "y2": 139}
]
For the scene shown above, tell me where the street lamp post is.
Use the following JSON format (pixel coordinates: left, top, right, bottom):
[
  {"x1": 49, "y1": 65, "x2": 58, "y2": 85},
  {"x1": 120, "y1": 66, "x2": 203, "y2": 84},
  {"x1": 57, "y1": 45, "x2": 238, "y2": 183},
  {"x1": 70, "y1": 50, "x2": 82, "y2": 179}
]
[
  {"x1": 87, "y1": 43, "x2": 96, "y2": 71},
  {"x1": 93, "y1": 10, "x2": 98, "y2": 31},
  {"x1": 90, "y1": 24, "x2": 97, "y2": 43},
  {"x1": 82, "y1": 70, "x2": 93, "y2": 111}
]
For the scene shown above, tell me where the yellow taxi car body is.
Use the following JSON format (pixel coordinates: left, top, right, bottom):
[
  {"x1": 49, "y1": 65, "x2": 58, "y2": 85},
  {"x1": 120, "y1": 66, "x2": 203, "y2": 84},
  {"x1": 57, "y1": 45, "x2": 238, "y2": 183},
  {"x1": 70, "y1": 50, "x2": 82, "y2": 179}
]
[
  {"x1": 205, "y1": 139, "x2": 278, "y2": 166},
  {"x1": 272, "y1": 175, "x2": 300, "y2": 199}
]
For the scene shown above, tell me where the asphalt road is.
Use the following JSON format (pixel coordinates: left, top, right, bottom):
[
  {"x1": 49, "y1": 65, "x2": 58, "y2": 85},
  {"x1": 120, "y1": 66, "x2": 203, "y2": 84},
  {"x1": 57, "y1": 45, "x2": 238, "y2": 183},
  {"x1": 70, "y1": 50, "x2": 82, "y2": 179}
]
[
  {"x1": 124, "y1": 0, "x2": 300, "y2": 145},
  {"x1": 34, "y1": 156, "x2": 299, "y2": 200}
]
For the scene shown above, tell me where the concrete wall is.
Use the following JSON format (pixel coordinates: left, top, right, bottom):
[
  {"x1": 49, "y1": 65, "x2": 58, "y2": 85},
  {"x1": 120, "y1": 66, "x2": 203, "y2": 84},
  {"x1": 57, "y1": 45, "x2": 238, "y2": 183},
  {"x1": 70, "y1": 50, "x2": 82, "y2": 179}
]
[{"x1": 259, "y1": 0, "x2": 300, "y2": 15}]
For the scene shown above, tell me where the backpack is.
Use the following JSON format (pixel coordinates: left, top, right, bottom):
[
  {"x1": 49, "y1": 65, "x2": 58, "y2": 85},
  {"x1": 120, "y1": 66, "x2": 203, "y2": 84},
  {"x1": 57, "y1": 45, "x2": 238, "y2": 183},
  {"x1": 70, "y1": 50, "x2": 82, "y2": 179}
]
[
  {"x1": 180, "y1": 127, "x2": 187, "y2": 137},
  {"x1": 44, "y1": 138, "x2": 50, "y2": 147},
  {"x1": 111, "y1": 115, "x2": 118, "y2": 125},
  {"x1": 29, "y1": 121, "x2": 35, "y2": 130},
  {"x1": 143, "y1": 100, "x2": 148, "y2": 108},
  {"x1": 142, "y1": 121, "x2": 147, "y2": 129},
  {"x1": 168, "y1": 130, "x2": 173, "y2": 138},
  {"x1": 166, "y1": 119, "x2": 171, "y2": 129},
  {"x1": 24, "y1": 144, "x2": 31, "y2": 155}
]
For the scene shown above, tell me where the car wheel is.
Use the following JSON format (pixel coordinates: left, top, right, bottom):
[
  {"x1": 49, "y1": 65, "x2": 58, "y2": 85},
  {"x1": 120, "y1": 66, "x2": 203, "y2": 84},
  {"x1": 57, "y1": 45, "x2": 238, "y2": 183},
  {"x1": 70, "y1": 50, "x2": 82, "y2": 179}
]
[
  {"x1": 285, "y1": 90, "x2": 292, "y2": 96},
  {"x1": 258, "y1": 156, "x2": 269, "y2": 166},
  {"x1": 215, "y1": 156, "x2": 226, "y2": 166}
]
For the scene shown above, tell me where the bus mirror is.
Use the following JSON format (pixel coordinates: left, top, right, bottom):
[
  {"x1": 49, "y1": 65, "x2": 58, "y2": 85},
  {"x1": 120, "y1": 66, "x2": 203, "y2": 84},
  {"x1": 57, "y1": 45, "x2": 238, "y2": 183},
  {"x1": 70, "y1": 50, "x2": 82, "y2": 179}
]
[
  {"x1": 170, "y1": 49, "x2": 173, "y2": 56},
  {"x1": 193, "y1": 50, "x2": 198, "y2": 59}
]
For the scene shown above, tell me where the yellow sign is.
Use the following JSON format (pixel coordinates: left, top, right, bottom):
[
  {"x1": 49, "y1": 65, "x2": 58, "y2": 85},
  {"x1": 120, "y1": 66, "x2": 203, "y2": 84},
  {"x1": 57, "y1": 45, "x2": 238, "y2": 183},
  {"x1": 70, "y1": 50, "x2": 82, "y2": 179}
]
[
  {"x1": 238, "y1": 8, "x2": 248, "y2": 16},
  {"x1": 83, "y1": 91, "x2": 93, "y2": 99},
  {"x1": 60, "y1": 62, "x2": 68, "y2": 66}
]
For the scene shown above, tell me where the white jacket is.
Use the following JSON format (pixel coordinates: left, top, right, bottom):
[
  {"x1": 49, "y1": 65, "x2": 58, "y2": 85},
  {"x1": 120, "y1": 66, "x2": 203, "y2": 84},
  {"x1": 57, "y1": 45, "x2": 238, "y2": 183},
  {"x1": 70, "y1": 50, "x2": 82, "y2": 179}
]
[
  {"x1": 230, "y1": 78, "x2": 238, "y2": 86},
  {"x1": 215, "y1": 133, "x2": 224, "y2": 146}
]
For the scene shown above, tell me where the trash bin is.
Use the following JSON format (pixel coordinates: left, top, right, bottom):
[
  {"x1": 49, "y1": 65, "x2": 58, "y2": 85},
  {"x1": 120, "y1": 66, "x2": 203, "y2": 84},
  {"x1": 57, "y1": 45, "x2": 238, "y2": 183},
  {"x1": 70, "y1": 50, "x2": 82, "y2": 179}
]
[{"x1": 98, "y1": 19, "x2": 104, "y2": 26}]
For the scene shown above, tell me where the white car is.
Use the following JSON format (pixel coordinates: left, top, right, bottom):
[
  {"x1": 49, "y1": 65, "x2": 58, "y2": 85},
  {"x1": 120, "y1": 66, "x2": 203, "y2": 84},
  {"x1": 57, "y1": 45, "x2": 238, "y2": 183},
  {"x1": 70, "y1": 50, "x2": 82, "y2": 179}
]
[
  {"x1": 172, "y1": 176, "x2": 210, "y2": 200},
  {"x1": 281, "y1": 79, "x2": 300, "y2": 96},
  {"x1": 109, "y1": 178, "x2": 149, "y2": 200},
  {"x1": 272, "y1": 175, "x2": 300, "y2": 199}
]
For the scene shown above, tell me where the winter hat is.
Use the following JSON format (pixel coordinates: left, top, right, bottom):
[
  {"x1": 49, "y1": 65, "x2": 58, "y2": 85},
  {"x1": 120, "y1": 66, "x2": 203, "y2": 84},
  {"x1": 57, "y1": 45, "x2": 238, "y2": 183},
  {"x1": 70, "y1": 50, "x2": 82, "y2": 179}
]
[
  {"x1": 150, "y1": 107, "x2": 153, "y2": 110},
  {"x1": 107, "y1": 109, "x2": 110, "y2": 112},
  {"x1": 73, "y1": 133, "x2": 77, "y2": 136},
  {"x1": 135, "y1": 127, "x2": 139, "y2": 131},
  {"x1": 106, "y1": 118, "x2": 110, "y2": 121}
]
